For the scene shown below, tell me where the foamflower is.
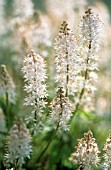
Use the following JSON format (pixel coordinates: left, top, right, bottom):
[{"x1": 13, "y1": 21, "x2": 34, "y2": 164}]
[
  {"x1": 0, "y1": 65, "x2": 16, "y2": 103},
  {"x1": 103, "y1": 132, "x2": 111, "y2": 170},
  {"x1": 69, "y1": 130, "x2": 100, "y2": 169},
  {"x1": 50, "y1": 87, "x2": 72, "y2": 131},
  {"x1": 54, "y1": 21, "x2": 80, "y2": 97},
  {"x1": 4, "y1": 119, "x2": 32, "y2": 170},
  {"x1": 76, "y1": 8, "x2": 103, "y2": 111},
  {"x1": 22, "y1": 50, "x2": 48, "y2": 133}
]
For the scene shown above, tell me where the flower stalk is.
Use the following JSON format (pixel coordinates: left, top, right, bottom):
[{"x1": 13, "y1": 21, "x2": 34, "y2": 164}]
[
  {"x1": 4, "y1": 119, "x2": 32, "y2": 170},
  {"x1": 22, "y1": 50, "x2": 48, "y2": 133},
  {"x1": 54, "y1": 21, "x2": 78, "y2": 97},
  {"x1": 74, "y1": 8, "x2": 103, "y2": 112}
]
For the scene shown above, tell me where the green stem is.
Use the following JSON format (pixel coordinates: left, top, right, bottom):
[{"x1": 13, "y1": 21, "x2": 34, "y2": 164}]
[
  {"x1": 36, "y1": 127, "x2": 58, "y2": 164},
  {"x1": 74, "y1": 40, "x2": 92, "y2": 113},
  {"x1": 65, "y1": 33, "x2": 69, "y2": 97},
  {"x1": 6, "y1": 92, "x2": 10, "y2": 128},
  {"x1": 35, "y1": 87, "x2": 63, "y2": 165},
  {"x1": 74, "y1": 57, "x2": 89, "y2": 112},
  {"x1": 13, "y1": 159, "x2": 19, "y2": 170},
  {"x1": 6, "y1": 92, "x2": 8, "y2": 111}
]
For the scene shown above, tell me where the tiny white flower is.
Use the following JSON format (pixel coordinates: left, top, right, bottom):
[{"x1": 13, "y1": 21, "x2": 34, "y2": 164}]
[
  {"x1": 0, "y1": 65, "x2": 16, "y2": 103},
  {"x1": 69, "y1": 130, "x2": 100, "y2": 169},
  {"x1": 103, "y1": 132, "x2": 111, "y2": 170},
  {"x1": 4, "y1": 119, "x2": 32, "y2": 169},
  {"x1": 22, "y1": 50, "x2": 48, "y2": 132},
  {"x1": 49, "y1": 87, "x2": 72, "y2": 131}
]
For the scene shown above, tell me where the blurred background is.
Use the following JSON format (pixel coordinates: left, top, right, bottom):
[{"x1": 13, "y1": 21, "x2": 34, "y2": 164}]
[{"x1": 0, "y1": 0, "x2": 111, "y2": 169}]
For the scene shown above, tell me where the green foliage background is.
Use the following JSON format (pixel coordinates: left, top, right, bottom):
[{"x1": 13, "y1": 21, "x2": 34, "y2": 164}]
[{"x1": 0, "y1": 0, "x2": 111, "y2": 170}]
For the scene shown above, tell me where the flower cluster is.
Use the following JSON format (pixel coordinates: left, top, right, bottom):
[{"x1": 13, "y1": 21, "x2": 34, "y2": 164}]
[
  {"x1": 69, "y1": 130, "x2": 100, "y2": 169},
  {"x1": 54, "y1": 9, "x2": 103, "y2": 112},
  {"x1": 0, "y1": 65, "x2": 15, "y2": 103},
  {"x1": 50, "y1": 87, "x2": 72, "y2": 131},
  {"x1": 103, "y1": 132, "x2": 111, "y2": 170},
  {"x1": 54, "y1": 21, "x2": 80, "y2": 97},
  {"x1": 76, "y1": 8, "x2": 103, "y2": 111},
  {"x1": 0, "y1": 107, "x2": 6, "y2": 134},
  {"x1": 4, "y1": 119, "x2": 32, "y2": 170},
  {"x1": 22, "y1": 50, "x2": 48, "y2": 132},
  {"x1": 79, "y1": 8, "x2": 103, "y2": 53}
]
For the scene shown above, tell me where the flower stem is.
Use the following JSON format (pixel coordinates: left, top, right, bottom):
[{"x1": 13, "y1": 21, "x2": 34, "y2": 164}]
[
  {"x1": 6, "y1": 92, "x2": 10, "y2": 128},
  {"x1": 65, "y1": 33, "x2": 69, "y2": 97},
  {"x1": 35, "y1": 87, "x2": 63, "y2": 165},
  {"x1": 35, "y1": 126, "x2": 59, "y2": 166},
  {"x1": 66, "y1": 52, "x2": 69, "y2": 97},
  {"x1": 74, "y1": 40, "x2": 92, "y2": 113}
]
